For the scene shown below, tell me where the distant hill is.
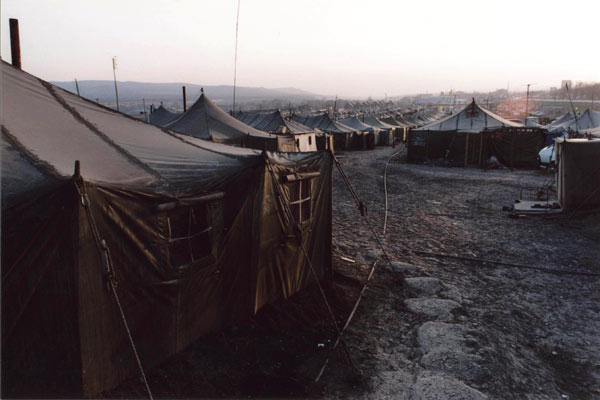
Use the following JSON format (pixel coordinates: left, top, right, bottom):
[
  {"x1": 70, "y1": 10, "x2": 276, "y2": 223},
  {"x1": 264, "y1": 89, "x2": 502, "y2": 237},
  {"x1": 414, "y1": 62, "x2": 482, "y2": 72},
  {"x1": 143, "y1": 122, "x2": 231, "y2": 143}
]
[{"x1": 51, "y1": 80, "x2": 321, "y2": 104}]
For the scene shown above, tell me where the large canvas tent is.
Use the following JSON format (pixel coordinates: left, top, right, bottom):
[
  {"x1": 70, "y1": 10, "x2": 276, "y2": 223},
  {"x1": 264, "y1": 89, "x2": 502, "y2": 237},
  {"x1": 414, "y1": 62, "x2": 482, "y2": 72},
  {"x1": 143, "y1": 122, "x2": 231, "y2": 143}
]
[
  {"x1": 1, "y1": 61, "x2": 333, "y2": 397},
  {"x1": 291, "y1": 113, "x2": 359, "y2": 150},
  {"x1": 407, "y1": 100, "x2": 545, "y2": 168},
  {"x1": 556, "y1": 138, "x2": 600, "y2": 210},
  {"x1": 166, "y1": 90, "x2": 297, "y2": 151},
  {"x1": 235, "y1": 110, "x2": 318, "y2": 152}
]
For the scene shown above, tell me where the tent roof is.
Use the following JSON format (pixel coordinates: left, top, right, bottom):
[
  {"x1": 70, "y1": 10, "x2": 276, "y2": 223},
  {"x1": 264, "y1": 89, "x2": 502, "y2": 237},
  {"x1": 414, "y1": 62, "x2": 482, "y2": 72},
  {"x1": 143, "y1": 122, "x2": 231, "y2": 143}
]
[
  {"x1": 362, "y1": 116, "x2": 396, "y2": 130},
  {"x1": 394, "y1": 116, "x2": 418, "y2": 127},
  {"x1": 166, "y1": 92, "x2": 275, "y2": 142},
  {"x1": 1, "y1": 61, "x2": 262, "y2": 205},
  {"x1": 380, "y1": 116, "x2": 409, "y2": 127},
  {"x1": 551, "y1": 109, "x2": 600, "y2": 133},
  {"x1": 546, "y1": 111, "x2": 577, "y2": 129},
  {"x1": 291, "y1": 113, "x2": 356, "y2": 134},
  {"x1": 236, "y1": 110, "x2": 315, "y2": 134},
  {"x1": 339, "y1": 116, "x2": 380, "y2": 132},
  {"x1": 148, "y1": 105, "x2": 180, "y2": 127},
  {"x1": 414, "y1": 100, "x2": 523, "y2": 132}
]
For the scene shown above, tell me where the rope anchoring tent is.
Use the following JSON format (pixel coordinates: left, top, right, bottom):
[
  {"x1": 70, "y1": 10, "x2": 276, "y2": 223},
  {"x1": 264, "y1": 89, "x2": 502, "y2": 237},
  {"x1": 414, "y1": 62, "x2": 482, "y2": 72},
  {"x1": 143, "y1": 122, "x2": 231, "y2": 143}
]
[{"x1": 73, "y1": 161, "x2": 154, "y2": 400}]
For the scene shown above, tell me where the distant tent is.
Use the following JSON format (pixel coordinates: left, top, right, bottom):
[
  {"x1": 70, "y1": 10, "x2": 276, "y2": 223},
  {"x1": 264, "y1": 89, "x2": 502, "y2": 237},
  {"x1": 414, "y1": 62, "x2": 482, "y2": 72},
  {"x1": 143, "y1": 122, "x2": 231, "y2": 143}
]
[
  {"x1": 408, "y1": 100, "x2": 544, "y2": 168},
  {"x1": 550, "y1": 109, "x2": 600, "y2": 133},
  {"x1": 380, "y1": 116, "x2": 412, "y2": 140},
  {"x1": 235, "y1": 110, "x2": 318, "y2": 152},
  {"x1": 403, "y1": 115, "x2": 426, "y2": 127},
  {"x1": 1, "y1": 61, "x2": 333, "y2": 397},
  {"x1": 544, "y1": 111, "x2": 577, "y2": 144},
  {"x1": 339, "y1": 116, "x2": 380, "y2": 149},
  {"x1": 361, "y1": 116, "x2": 395, "y2": 145},
  {"x1": 292, "y1": 113, "x2": 359, "y2": 150},
  {"x1": 556, "y1": 138, "x2": 600, "y2": 210},
  {"x1": 148, "y1": 104, "x2": 180, "y2": 126},
  {"x1": 166, "y1": 91, "x2": 297, "y2": 151},
  {"x1": 545, "y1": 111, "x2": 577, "y2": 131}
]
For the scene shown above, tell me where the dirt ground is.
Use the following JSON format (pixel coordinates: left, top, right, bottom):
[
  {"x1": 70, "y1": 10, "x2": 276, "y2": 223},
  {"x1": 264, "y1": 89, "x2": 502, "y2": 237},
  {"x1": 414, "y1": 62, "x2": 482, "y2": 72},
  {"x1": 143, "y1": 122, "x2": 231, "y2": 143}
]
[{"x1": 108, "y1": 146, "x2": 600, "y2": 399}]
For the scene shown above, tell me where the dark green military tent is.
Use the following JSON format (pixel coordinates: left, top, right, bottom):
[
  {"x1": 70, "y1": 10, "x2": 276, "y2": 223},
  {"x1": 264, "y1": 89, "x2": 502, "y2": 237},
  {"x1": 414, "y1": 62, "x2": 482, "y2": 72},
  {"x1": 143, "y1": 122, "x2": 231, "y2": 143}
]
[
  {"x1": 291, "y1": 113, "x2": 360, "y2": 150},
  {"x1": 1, "y1": 61, "x2": 333, "y2": 397},
  {"x1": 408, "y1": 100, "x2": 545, "y2": 168}
]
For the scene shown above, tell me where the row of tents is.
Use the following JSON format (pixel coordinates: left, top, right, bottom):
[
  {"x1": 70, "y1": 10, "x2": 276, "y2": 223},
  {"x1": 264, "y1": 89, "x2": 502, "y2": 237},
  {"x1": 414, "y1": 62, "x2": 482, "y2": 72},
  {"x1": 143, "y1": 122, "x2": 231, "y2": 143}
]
[
  {"x1": 148, "y1": 95, "x2": 422, "y2": 152},
  {"x1": 1, "y1": 61, "x2": 335, "y2": 397}
]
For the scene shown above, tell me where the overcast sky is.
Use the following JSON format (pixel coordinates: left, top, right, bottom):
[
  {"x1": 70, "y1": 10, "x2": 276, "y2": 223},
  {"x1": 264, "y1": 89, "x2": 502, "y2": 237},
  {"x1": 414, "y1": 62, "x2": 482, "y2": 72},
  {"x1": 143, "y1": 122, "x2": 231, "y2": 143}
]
[{"x1": 2, "y1": 0, "x2": 599, "y2": 98}]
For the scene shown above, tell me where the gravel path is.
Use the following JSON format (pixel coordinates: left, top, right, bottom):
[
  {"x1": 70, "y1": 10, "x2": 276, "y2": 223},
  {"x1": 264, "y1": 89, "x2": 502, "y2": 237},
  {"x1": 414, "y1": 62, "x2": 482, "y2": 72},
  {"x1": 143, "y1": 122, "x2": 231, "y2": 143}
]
[{"x1": 331, "y1": 146, "x2": 600, "y2": 400}]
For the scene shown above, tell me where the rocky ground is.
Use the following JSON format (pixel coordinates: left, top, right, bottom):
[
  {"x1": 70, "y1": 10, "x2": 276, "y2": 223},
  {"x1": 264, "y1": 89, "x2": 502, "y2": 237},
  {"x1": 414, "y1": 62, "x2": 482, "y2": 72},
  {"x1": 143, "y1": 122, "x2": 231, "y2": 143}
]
[
  {"x1": 109, "y1": 146, "x2": 599, "y2": 399},
  {"x1": 328, "y1": 146, "x2": 600, "y2": 400}
]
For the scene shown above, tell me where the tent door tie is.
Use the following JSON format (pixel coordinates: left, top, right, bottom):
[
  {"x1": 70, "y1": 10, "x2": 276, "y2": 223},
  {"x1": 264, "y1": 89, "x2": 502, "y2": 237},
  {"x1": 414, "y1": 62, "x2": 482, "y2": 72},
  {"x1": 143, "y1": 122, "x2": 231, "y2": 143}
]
[{"x1": 100, "y1": 239, "x2": 117, "y2": 291}]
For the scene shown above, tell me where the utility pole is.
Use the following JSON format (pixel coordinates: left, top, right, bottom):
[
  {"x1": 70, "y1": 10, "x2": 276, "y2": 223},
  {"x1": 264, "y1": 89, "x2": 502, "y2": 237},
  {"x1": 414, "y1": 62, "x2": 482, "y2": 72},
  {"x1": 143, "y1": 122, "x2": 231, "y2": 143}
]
[
  {"x1": 112, "y1": 57, "x2": 120, "y2": 112},
  {"x1": 333, "y1": 95, "x2": 338, "y2": 119},
  {"x1": 525, "y1": 83, "x2": 531, "y2": 121},
  {"x1": 142, "y1": 98, "x2": 148, "y2": 122}
]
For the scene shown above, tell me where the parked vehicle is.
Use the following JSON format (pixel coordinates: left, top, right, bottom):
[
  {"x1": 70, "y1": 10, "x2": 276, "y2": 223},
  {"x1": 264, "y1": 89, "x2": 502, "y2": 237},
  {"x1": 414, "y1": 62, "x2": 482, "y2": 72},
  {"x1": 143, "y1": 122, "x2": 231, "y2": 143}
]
[{"x1": 538, "y1": 144, "x2": 556, "y2": 167}]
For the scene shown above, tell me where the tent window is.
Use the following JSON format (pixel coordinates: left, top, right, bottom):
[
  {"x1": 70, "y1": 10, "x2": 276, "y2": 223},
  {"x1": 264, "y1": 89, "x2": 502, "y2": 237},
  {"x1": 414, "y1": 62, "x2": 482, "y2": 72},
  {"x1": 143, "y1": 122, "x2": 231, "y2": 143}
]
[
  {"x1": 167, "y1": 205, "x2": 213, "y2": 268},
  {"x1": 287, "y1": 178, "x2": 312, "y2": 222}
]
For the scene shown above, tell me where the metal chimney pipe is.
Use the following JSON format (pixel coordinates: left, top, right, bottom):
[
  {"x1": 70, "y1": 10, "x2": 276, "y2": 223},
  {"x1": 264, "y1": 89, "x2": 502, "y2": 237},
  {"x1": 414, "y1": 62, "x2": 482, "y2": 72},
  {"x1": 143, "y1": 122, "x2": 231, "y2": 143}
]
[
  {"x1": 182, "y1": 86, "x2": 187, "y2": 112},
  {"x1": 9, "y1": 19, "x2": 21, "y2": 69}
]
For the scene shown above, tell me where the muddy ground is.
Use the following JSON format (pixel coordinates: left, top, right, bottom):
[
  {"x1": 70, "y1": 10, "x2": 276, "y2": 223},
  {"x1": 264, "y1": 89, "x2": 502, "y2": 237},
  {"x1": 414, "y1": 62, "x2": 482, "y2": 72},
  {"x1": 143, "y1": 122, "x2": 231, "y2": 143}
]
[{"x1": 109, "y1": 146, "x2": 600, "y2": 399}]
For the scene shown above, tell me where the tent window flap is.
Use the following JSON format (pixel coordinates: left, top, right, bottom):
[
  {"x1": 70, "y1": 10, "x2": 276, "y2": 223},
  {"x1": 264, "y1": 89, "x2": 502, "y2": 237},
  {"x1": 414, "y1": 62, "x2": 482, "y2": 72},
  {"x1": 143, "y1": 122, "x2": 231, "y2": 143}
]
[{"x1": 286, "y1": 178, "x2": 312, "y2": 222}]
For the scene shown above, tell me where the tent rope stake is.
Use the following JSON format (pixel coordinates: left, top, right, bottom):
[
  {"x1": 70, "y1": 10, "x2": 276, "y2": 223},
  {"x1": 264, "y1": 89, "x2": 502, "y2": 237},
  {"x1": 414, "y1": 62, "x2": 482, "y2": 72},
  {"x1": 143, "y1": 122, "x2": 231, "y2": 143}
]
[
  {"x1": 264, "y1": 155, "x2": 358, "y2": 374},
  {"x1": 73, "y1": 167, "x2": 154, "y2": 400},
  {"x1": 333, "y1": 155, "x2": 404, "y2": 279}
]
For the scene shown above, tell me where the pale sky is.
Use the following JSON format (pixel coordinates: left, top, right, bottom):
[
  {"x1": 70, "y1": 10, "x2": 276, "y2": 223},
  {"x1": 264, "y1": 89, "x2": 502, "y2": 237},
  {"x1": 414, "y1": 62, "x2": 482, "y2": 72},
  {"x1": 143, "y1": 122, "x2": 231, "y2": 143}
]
[{"x1": 2, "y1": 0, "x2": 599, "y2": 98}]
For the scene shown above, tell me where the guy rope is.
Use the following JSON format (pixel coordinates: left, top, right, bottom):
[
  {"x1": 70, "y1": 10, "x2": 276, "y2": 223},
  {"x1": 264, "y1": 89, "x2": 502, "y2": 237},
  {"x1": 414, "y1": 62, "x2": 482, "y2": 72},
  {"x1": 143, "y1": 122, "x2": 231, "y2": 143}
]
[{"x1": 73, "y1": 161, "x2": 154, "y2": 400}]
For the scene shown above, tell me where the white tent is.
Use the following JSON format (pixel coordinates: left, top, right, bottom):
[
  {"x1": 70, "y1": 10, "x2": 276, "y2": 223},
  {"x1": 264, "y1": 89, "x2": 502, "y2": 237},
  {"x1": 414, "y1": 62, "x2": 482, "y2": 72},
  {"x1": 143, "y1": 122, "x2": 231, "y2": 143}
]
[{"x1": 414, "y1": 100, "x2": 523, "y2": 133}]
